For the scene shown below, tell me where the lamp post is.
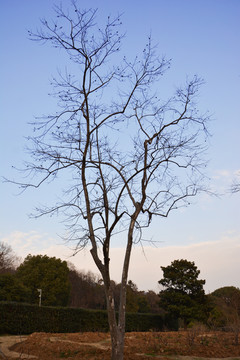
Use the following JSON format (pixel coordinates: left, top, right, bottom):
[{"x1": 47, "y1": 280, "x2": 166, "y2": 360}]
[{"x1": 37, "y1": 289, "x2": 42, "y2": 307}]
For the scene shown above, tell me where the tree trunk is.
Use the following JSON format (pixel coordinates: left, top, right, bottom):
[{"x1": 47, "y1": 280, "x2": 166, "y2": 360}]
[
  {"x1": 234, "y1": 329, "x2": 239, "y2": 345},
  {"x1": 90, "y1": 212, "x2": 138, "y2": 359},
  {"x1": 108, "y1": 215, "x2": 138, "y2": 359},
  {"x1": 90, "y1": 245, "x2": 127, "y2": 360},
  {"x1": 111, "y1": 329, "x2": 125, "y2": 360},
  {"x1": 105, "y1": 288, "x2": 125, "y2": 360}
]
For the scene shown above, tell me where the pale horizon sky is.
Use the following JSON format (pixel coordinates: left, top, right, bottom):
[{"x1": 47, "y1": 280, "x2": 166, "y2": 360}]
[{"x1": 1, "y1": 0, "x2": 240, "y2": 293}]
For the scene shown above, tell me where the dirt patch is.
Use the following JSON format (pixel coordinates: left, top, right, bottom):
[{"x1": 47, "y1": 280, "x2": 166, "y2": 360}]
[
  {"x1": 1, "y1": 331, "x2": 240, "y2": 360},
  {"x1": 0, "y1": 336, "x2": 33, "y2": 359}
]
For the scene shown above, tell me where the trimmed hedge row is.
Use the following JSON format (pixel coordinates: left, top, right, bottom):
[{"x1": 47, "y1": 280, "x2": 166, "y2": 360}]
[
  {"x1": 0, "y1": 302, "x2": 178, "y2": 334},
  {"x1": 126, "y1": 312, "x2": 178, "y2": 332}
]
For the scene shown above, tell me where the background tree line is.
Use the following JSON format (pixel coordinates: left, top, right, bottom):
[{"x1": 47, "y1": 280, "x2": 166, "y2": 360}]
[
  {"x1": 0, "y1": 242, "x2": 160, "y2": 313},
  {"x1": 1, "y1": 241, "x2": 239, "y2": 336}
]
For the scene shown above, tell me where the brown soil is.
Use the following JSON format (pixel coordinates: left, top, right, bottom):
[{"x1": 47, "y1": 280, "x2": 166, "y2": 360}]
[{"x1": 1, "y1": 331, "x2": 240, "y2": 360}]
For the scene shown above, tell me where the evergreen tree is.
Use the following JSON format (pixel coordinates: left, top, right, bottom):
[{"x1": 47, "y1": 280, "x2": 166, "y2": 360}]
[
  {"x1": 16, "y1": 254, "x2": 70, "y2": 306},
  {"x1": 0, "y1": 273, "x2": 30, "y2": 302},
  {"x1": 159, "y1": 259, "x2": 208, "y2": 327}
]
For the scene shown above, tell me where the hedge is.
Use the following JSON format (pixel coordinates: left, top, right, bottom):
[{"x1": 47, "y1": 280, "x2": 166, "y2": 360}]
[{"x1": 0, "y1": 302, "x2": 178, "y2": 334}]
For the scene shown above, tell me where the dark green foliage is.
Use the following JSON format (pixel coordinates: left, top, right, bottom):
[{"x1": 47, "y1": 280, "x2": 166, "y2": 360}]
[
  {"x1": 16, "y1": 255, "x2": 70, "y2": 306},
  {"x1": 208, "y1": 286, "x2": 240, "y2": 338},
  {"x1": 0, "y1": 302, "x2": 109, "y2": 334},
  {"x1": 125, "y1": 280, "x2": 150, "y2": 313},
  {"x1": 0, "y1": 274, "x2": 31, "y2": 302},
  {"x1": 137, "y1": 295, "x2": 151, "y2": 313},
  {"x1": 0, "y1": 302, "x2": 177, "y2": 335},
  {"x1": 159, "y1": 259, "x2": 208, "y2": 327},
  {"x1": 211, "y1": 286, "x2": 240, "y2": 299},
  {"x1": 159, "y1": 259, "x2": 205, "y2": 296},
  {"x1": 125, "y1": 312, "x2": 178, "y2": 332},
  {"x1": 113, "y1": 280, "x2": 152, "y2": 314}
]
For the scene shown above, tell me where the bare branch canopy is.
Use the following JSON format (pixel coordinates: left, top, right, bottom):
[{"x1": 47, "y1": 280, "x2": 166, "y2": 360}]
[{"x1": 9, "y1": 3, "x2": 210, "y2": 359}]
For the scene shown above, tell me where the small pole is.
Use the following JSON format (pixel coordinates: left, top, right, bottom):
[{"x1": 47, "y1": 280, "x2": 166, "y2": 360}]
[{"x1": 37, "y1": 289, "x2": 42, "y2": 307}]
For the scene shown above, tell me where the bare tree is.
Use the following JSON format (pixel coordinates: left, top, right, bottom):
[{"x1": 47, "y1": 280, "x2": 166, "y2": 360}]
[
  {"x1": 231, "y1": 183, "x2": 240, "y2": 193},
  {"x1": 231, "y1": 175, "x2": 240, "y2": 193},
  {"x1": 11, "y1": 3, "x2": 209, "y2": 359},
  {"x1": 68, "y1": 264, "x2": 105, "y2": 309},
  {"x1": 0, "y1": 242, "x2": 19, "y2": 274}
]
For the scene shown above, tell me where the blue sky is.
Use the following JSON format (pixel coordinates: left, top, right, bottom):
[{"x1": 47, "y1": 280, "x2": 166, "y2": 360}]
[{"x1": 1, "y1": 0, "x2": 240, "y2": 292}]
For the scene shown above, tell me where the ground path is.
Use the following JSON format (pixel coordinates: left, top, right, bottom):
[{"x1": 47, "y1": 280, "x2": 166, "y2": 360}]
[
  {"x1": 0, "y1": 336, "x2": 35, "y2": 359},
  {"x1": 1, "y1": 332, "x2": 240, "y2": 360}
]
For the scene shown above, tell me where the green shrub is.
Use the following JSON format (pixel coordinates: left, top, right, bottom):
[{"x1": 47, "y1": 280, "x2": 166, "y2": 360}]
[{"x1": 0, "y1": 301, "x2": 178, "y2": 334}]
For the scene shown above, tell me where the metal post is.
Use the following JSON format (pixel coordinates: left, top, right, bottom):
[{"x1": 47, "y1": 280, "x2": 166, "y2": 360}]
[{"x1": 37, "y1": 289, "x2": 42, "y2": 307}]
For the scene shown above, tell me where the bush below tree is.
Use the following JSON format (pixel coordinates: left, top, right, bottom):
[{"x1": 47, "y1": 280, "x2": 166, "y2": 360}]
[{"x1": 0, "y1": 301, "x2": 178, "y2": 335}]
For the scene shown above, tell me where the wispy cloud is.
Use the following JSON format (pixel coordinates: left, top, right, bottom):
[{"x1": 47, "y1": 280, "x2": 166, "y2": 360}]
[
  {"x1": 212, "y1": 169, "x2": 233, "y2": 179},
  {"x1": 1, "y1": 231, "x2": 239, "y2": 293},
  {"x1": 210, "y1": 168, "x2": 240, "y2": 194},
  {"x1": 101, "y1": 235, "x2": 240, "y2": 293},
  {"x1": 0, "y1": 231, "x2": 59, "y2": 261}
]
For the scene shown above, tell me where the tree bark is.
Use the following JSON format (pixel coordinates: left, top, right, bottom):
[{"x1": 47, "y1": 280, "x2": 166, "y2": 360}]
[
  {"x1": 103, "y1": 281, "x2": 124, "y2": 360},
  {"x1": 109, "y1": 215, "x2": 138, "y2": 359}
]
